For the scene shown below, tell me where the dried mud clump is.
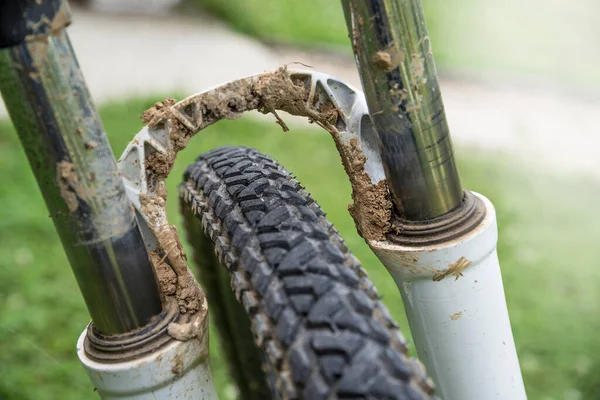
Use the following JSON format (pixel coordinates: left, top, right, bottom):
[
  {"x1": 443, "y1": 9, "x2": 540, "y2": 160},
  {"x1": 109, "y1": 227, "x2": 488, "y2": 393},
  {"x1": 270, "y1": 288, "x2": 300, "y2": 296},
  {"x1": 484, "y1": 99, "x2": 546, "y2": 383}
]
[
  {"x1": 141, "y1": 98, "x2": 177, "y2": 126},
  {"x1": 316, "y1": 100, "x2": 340, "y2": 126},
  {"x1": 139, "y1": 194, "x2": 205, "y2": 319},
  {"x1": 57, "y1": 161, "x2": 81, "y2": 213},
  {"x1": 341, "y1": 138, "x2": 392, "y2": 241},
  {"x1": 145, "y1": 151, "x2": 174, "y2": 179},
  {"x1": 254, "y1": 68, "x2": 310, "y2": 117},
  {"x1": 150, "y1": 252, "x2": 177, "y2": 296},
  {"x1": 200, "y1": 80, "x2": 259, "y2": 122},
  {"x1": 373, "y1": 51, "x2": 393, "y2": 71},
  {"x1": 56, "y1": 160, "x2": 93, "y2": 214}
]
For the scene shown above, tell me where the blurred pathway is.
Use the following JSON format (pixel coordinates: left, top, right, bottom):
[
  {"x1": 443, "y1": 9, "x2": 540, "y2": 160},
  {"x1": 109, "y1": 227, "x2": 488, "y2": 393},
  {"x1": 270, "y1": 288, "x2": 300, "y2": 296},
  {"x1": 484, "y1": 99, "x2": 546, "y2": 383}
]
[{"x1": 1, "y1": 7, "x2": 599, "y2": 179}]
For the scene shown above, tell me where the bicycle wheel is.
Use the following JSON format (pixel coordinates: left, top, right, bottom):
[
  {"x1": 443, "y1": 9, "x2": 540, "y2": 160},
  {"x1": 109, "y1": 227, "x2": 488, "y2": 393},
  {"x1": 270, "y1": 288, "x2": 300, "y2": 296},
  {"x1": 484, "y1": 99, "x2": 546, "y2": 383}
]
[{"x1": 179, "y1": 146, "x2": 433, "y2": 399}]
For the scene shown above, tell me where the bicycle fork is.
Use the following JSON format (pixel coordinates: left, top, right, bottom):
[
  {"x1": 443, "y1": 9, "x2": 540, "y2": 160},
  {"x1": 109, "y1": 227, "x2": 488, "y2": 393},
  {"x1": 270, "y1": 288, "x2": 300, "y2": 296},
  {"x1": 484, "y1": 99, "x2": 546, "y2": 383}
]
[
  {"x1": 0, "y1": 1, "x2": 217, "y2": 398},
  {"x1": 0, "y1": 0, "x2": 527, "y2": 399},
  {"x1": 343, "y1": 1, "x2": 526, "y2": 398}
]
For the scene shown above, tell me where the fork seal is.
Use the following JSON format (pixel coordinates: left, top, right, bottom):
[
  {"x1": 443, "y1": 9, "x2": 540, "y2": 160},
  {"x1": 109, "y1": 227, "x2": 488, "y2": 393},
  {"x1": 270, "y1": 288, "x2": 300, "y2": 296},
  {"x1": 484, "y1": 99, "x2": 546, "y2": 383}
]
[
  {"x1": 388, "y1": 190, "x2": 487, "y2": 246},
  {"x1": 84, "y1": 300, "x2": 179, "y2": 363}
]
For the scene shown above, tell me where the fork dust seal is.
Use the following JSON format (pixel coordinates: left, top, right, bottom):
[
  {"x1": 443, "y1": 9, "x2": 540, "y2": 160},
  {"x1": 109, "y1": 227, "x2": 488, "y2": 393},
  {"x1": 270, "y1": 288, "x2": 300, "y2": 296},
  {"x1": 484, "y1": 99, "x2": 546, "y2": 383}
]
[
  {"x1": 77, "y1": 300, "x2": 218, "y2": 399},
  {"x1": 83, "y1": 300, "x2": 179, "y2": 363}
]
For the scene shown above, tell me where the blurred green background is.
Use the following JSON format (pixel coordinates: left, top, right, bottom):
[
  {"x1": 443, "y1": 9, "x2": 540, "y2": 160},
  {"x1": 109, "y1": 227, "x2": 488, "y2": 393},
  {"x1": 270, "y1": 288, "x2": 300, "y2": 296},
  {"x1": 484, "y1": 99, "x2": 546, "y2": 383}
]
[
  {"x1": 192, "y1": 0, "x2": 600, "y2": 91},
  {"x1": 2, "y1": 0, "x2": 600, "y2": 399}
]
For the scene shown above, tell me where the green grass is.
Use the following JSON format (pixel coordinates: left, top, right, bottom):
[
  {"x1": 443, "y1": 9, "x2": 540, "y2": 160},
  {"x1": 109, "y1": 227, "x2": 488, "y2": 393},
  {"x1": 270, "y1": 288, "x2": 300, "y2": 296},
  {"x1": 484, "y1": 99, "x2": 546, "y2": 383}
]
[
  {"x1": 187, "y1": 0, "x2": 349, "y2": 49},
  {"x1": 1, "y1": 97, "x2": 600, "y2": 399},
  {"x1": 190, "y1": 0, "x2": 600, "y2": 90}
]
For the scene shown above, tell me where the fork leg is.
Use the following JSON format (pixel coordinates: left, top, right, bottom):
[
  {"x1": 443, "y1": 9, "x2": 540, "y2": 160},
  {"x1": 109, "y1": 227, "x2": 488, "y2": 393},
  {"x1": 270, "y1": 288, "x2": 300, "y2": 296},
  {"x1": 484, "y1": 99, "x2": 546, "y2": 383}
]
[{"x1": 0, "y1": 0, "x2": 163, "y2": 335}]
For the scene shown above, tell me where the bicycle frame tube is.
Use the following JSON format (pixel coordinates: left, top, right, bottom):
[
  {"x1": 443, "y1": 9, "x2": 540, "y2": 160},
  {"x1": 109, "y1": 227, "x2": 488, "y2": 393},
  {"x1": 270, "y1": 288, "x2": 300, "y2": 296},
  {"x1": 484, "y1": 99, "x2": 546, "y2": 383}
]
[
  {"x1": 342, "y1": 0, "x2": 463, "y2": 221},
  {"x1": 0, "y1": 0, "x2": 163, "y2": 334}
]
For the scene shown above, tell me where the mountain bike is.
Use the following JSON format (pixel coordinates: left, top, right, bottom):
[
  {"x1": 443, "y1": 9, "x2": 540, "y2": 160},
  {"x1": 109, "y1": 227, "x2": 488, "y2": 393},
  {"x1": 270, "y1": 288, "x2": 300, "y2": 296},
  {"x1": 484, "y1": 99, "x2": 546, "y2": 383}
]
[{"x1": 0, "y1": 0, "x2": 527, "y2": 398}]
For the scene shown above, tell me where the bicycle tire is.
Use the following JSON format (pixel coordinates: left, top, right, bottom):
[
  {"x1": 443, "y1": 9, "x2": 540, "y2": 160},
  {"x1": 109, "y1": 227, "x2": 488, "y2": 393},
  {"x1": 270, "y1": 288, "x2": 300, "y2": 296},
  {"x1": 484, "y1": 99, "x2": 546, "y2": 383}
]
[
  {"x1": 181, "y1": 196, "x2": 272, "y2": 399},
  {"x1": 179, "y1": 146, "x2": 433, "y2": 399}
]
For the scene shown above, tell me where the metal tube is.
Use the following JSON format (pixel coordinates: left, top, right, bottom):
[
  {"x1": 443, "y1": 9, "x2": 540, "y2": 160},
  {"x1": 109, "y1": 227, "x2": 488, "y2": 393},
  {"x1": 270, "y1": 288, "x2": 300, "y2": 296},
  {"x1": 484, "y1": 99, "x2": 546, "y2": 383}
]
[
  {"x1": 0, "y1": 0, "x2": 163, "y2": 334},
  {"x1": 369, "y1": 194, "x2": 527, "y2": 399},
  {"x1": 342, "y1": 0, "x2": 463, "y2": 220}
]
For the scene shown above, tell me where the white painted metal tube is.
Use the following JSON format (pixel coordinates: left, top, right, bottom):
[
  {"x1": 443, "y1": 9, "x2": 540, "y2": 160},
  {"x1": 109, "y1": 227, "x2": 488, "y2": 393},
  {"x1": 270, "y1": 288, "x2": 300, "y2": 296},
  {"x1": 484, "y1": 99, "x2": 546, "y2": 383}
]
[
  {"x1": 370, "y1": 194, "x2": 526, "y2": 399},
  {"x1": 77, "y1": 329, "x2": 218, "y2": 399}
]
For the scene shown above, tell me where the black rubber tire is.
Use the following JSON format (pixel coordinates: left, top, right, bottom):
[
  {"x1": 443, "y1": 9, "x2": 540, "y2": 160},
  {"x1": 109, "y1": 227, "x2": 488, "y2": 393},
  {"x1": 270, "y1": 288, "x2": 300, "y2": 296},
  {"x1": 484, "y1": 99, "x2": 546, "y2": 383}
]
[
  {"x1": 179, "y1": 146, "x2": 433, "y2": 400},
  {"x1": 181, "y1": 203, "x2": 272, "y2": 399}
]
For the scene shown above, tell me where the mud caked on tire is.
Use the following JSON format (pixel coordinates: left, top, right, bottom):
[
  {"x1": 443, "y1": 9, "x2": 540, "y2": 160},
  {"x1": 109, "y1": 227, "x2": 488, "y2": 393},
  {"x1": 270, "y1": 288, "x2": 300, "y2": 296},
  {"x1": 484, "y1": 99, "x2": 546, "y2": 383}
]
[{"x1": 179, "y1": 146, "x2": 433, "y2": 399}]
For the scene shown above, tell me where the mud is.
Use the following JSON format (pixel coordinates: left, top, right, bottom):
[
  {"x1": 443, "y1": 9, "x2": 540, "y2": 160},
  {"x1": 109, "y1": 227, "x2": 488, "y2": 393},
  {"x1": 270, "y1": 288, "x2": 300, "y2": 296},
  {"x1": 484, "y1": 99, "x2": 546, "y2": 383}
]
[
  {"x1": 254, "y1": 68, "x2": 310, "y2": 117},
  {"x1": 84, "y1": 140, "x2": 98, "y2": 150},
  {"x1": 145, "y1": 151, "x2": 174, "y2": 178},
  {"x1": 168, "y1": 314, "x2": 205, "y2": 342},
  {"x1": 56, "y1": 160, "x2": 90, "y2": 213},
  {"x1": 373, "y1": 51, "x2": 392, "y2": 71},
  {"x1": 150, "y1": 252, "x2": 177, "y2": 296},
  {"x1": 141, "y1": 98, "x2": 177, "y2": 127},
  {"x1": 171, "y1": 353, "x2": 184, "y2": 375},
  {"x1": 57, "y1": 161, "x2": 79, "y2": 213},
  {"x1": 140, "y1": 194, "x2": 205, "y2": 317},
  {"x1": 341, "y1": 138, "x2": 392, "y2": 241},
  {"x1": 25, "y1": 1, "x2": 71, "y2": 40},
  {"x1": 136, "y1": 67, "x2": 393, "y2": 331},
  {"x1": 433, "y1": 256, "x2": 472, "y2": 282},
  {"x1": 315, "y1": 100, "x2": 340, "y2": 127},
  {"x1": 450, "y1": 312, "x2": 463, "y2": 321},
  {"x1": 146, "y1": 68, "x2": 391, "y2": 243}
]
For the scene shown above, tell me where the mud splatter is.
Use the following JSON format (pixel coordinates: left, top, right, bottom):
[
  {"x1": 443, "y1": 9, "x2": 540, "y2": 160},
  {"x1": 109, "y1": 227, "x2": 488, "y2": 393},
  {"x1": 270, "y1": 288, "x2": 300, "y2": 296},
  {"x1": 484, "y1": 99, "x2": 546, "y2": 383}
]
[
  {"x1": 84, "y1": 140, "x2": 98, "y2": 150},
  {"x1": 433, "y1": 256, "x2": 472, "y2": 282},
  {"x1": 171, "y1": 352, "x2": 184, "y2": 375},
  {"x1": 450, "y1": 312, "x2": 463, "y2": 321},
  {"x1": 373, "y1": 51, "x2": 392, "y2": 71},
  {"x1": 342, "y1": 138, "x2": 392, "y2": 241},
  {"x1": 56, "y1": 160, "x2": 89, "y2": 213},
  {"x1": 140, "y1": 194, "x2": 205, "y2": 317},
  {"x1": 150, "y1": 252, "x2": 177, "y2": 296}
]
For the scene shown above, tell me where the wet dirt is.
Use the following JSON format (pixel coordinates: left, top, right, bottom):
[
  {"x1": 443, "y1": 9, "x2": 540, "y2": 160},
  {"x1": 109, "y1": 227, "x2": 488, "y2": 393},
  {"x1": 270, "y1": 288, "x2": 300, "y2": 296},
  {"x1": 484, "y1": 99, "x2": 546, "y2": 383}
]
[
  {"x1": 168, "y1": 313, "x2": 205, "y2": 342},
  {"x1": 140, "y1": 194, "x2": 205, "y2": 318},
  {"x1": 141, "y1": 98, "x2": 177, "y2": 127},
  {"x1": 150, "y1": 252, "x2": 177, "y2": 296},
  {"x1": 254, "y1": 68, "x2": 310, "y2": 117},
  {"x1": 84, "y1": 140, "x2": 98, "y2": 150},
  {"x1": 145, "y1": 151, "x2": 174, "y2": 178},
  {"x1": 171, "y1": 353, "x2": 184, "y2": 375},
  {"x1": 25, "y1": 0, "x2": 72, "y2": 42},
  {"x1": 137, "y1": 67, "x2": 393, "y2": 327},
  {"x1": 342, "y1": 138, "x2": 392, "y2": 241},
  {"x1": 450, "y1": 312, "x2": 463, "y2": 321},
  {"x1": 315, "y1": 100, "x2": 340, "y2": 126},
  {"x1": 146, "y1": 67, "x2": 392, "y2": 241},
  {"x1": 56, "y1": 160, "x2": 91, "y2": 213},
  {"x1": 57, "y1": 161, "x2": 80, "y2": 213},
  {"x1": 373, "y1": 51, "x2": 393, "y2": 71},
  {"x1": 433, "y1": 256, "x2": 472, "y2": 282}
]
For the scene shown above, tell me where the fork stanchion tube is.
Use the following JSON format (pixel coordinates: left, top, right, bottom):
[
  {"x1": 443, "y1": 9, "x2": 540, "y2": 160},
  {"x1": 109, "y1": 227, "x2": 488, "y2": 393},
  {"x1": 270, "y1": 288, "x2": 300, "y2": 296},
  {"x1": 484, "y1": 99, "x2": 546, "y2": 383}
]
[
  {"x1": 342, "y1": 1, "x2": 527, "y2": 397},
  {"x1": 342, "y1": 0, "x2": 463, "y2": 221},
  {"x1": 0, "y1": 0, "x2": 163, "y2": 334}
]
